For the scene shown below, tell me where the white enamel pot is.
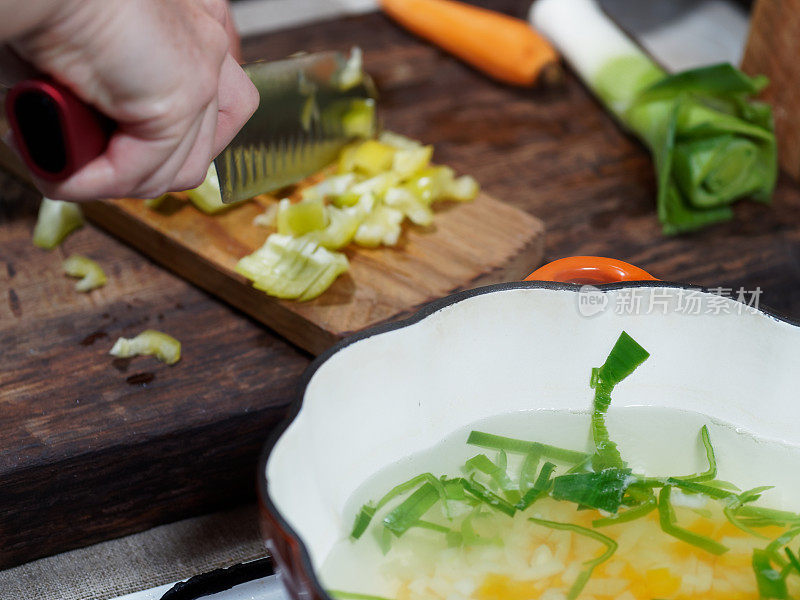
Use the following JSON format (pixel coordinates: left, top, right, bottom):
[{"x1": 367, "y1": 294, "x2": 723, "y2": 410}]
[{"x1": 257, "y1": 256, "x2": 800, "y2": 600}]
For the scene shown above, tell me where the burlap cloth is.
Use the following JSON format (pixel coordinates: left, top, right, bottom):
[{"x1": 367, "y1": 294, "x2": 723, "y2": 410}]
[{"x1": 0, "y1": 505, "x2": 268, "y2": 600}]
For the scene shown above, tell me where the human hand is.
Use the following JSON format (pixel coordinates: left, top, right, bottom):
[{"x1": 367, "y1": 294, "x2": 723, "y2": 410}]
[{"x1": 8, "y1": 0, "x2": 258, "y2": 201}]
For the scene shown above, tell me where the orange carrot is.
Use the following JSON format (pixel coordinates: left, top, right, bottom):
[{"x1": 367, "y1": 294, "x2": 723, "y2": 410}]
[{"x1": 381, "y1": 0, "x2": 561, "y2": 86}]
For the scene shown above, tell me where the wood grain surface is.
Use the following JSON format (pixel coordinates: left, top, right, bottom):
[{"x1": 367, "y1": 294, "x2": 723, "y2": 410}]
[
  {"x1": 742, "y1": 0, "x2": 800, "y2": 180},
  {"x1": 2, "y1": 0, "x2": 800, "y2": 569},
  {"x1": 83, "y1": 184, "x2": 545, "y2": 355}
]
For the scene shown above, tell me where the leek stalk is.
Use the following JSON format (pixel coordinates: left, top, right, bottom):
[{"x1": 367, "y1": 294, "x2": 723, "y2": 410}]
[{"x1": 531, "y1": 0, "x2": 777, "y2": 234}]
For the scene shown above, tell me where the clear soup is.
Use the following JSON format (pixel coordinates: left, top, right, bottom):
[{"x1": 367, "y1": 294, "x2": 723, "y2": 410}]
[{"x1": 321, "y1": 407, "x2": 800, "y2": 600}]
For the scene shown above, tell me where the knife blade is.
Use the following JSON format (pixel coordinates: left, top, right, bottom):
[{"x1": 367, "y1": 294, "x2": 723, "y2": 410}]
[
  {"x1": 4, "y1": 51, "x2": 377, "y2": 201},
  {"x1": 215, "y1": 51, "x2": 377, "y2": 203}
]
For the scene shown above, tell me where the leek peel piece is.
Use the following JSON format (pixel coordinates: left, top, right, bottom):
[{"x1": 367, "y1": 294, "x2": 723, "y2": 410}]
[
  {"x1": 63, "y1": 255, "x2": 107, "y2": 292},
  {"x1": 110, "y1": 329, "x2": 181, "y2": 365},
  {"x1": 33, "y1": 198, "x2": 84, "y2": 250}
]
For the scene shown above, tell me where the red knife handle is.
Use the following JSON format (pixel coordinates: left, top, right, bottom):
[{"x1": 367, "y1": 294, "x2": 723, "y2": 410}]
[{"x1": 5, "y1": 78, "x2": 114, "y2": 182}]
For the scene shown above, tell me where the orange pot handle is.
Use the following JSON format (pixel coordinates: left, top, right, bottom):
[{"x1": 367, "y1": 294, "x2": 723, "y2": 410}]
[{"x1": 525, "y1": 256, "x2": 658, "y2": 285}]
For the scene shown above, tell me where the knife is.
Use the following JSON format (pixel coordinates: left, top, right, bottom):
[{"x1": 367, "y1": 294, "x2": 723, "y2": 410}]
[{"x1": 4, "y1": 51, "x2": 377, "y2": 203}]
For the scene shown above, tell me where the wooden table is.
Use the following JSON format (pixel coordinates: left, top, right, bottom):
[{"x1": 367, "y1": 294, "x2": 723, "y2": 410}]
[{"x1": 2, "y1": 0, "x2": 800, "y2": 569}]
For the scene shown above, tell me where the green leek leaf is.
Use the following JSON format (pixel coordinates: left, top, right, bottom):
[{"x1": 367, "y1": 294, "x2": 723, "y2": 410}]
[
  {"x1": 552, "y1": 468, "x2": 634, "y2": 514},
  {"x1": 516, "y1": 461, "x2": 556, "y2": 511},
  {"x1": 382, "y1": 482, "x2": 440, "y2": 536},
  {"x1": 529, "y1": 517, "x2": 617, "y2": 600},
  {"x1": 673, "y1": 426, "x2": 717, "y2": 482},
  {"x1": 591, "y1": 332, "x2": 650, "y2": 470},
  {"x1": 467, "y1": 431, "x2": 588, "y2": 465},
  {"x1": 753, "y1": 549, "x2": 789, "y2": 599},
  {"x1": 459, "y1": 478, "x2": 517, "y2": 517},
  {"x1": 657, "y1": 487, "x2": 728, "y2": 555}
]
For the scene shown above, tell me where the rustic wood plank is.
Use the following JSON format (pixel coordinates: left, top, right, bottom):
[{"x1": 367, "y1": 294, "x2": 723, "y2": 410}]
[
  {"x1": 2, "y1": 0, "x2": 800, "y2": 569},
  {"x1": 0, "y1": 176, "x2": 310, "y2": 568},
  {"x1": 82, "y1": 186, "x2": 545, "y2": 354}
]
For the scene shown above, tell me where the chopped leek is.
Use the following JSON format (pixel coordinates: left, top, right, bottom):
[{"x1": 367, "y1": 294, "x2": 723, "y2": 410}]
[
  {"x1": 658, "y1": 486, "x2": 729, "y2": 555},
  {"x1": 382, "y1": 482, "x2": 440, "y2": 536},
  {"x1": 33, "y1": 198, "x2": 84, "y2": 249},
  {"x1": 337, "y1": 98, "x2": 377, "y2": 139},
  {"x1": 467, "y1": 431, "x2": 588, "y2": 464},
  {"x1": 308, "y1": 205, "x2": 364, "y2": 250},
  {"x1": 459, "y1": 478, "x2": 517, "y2": 517},
  {"x1": 674, "y1": 425, "x2": 717, "y2": 482},
  {"x1": 529, "y1": 518, "x2": 617, "y2": 600},
  {"x1": 552, "y1": 468, "x2": 634, "y2": 513},
  {"x1": 515, "y1": 461, "x2": 555, "y2": 511},
  {"x1": 276, "y1": 197, "x2": 328, "y2": 237},
  {"x1": 593, "y1": 487, "x2": 657, "y2": 528},
  {"x1": 392, "y1": 145, "x2": 433, "y2": 179},
  {"x1": 302, "y1": 174, "x2": 357, "y2": 202},
  {"x1": 354, "y1": 206, "x2": 404, "y2": 247},
  {"x1": 236, "y1": 132, "x2": 478, "y2": 300},
  {"x1": 350, "y1": 504, "x2": 376, "y2": 539},
  {"x1": 109, "y1": 329, "x2": 181, "y2": 365},
  {"x1": 518, "y1": 452, "x2": 541, "y2": 493},
  {"x1": 333, "y1": 47, "x2": 364, "y2": 91},
  {"x1": 786, "y1": 548, "x2": 800, "y2": 575},
  {"x1": 350, "y1": 140, "x2": 396, "y2": 176},
  {"x1": 235, "y1": 234, "x2": 348, "y2": 302},
  {"x1": 753, "y1": 549, "x2": 789, "y2": 599},
  {"x1": 378, "y1": 131, "x2": 422, "y2": 150},
  {"x1": 184, "y1": 163, "x2": 237, "y2": 214},
  {"x1": 531, "y1": 0, "x2": 777, "y2": 234},
  {"x1": 63, "y1": 255, "x2": 107, "y2": 292},
  {"x1": 590, "y1": 331, "x2": 649, "y2": 470},
  {"x1": 383, "y1": 187, "x2": 434, "y2": 226},
  {"x1": 464, "y1": 454, "x2": 517, "y2": 500}
]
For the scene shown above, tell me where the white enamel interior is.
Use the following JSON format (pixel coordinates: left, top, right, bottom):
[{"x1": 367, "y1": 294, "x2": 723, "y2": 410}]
[{"x1": 266, "y1": 286, "x2": 800, "y2": 572}]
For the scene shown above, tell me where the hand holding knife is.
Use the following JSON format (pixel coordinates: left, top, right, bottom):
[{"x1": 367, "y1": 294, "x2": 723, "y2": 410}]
[{"x1": 0, "y1": 0, "x2": 257, "y2": 202}]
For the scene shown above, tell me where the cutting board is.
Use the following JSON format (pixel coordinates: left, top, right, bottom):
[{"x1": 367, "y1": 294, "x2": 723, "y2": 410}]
[{"x1": 83, "y1": 177, "x2": 545, "y2": 354}]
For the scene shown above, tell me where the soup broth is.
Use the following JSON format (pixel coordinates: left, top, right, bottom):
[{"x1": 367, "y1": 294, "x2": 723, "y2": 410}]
[
  {"x1": 321, "y1": 409, "x2": 800, "y2": 600},
  {"x1": 319, "y1": 334, "x2": 800, "y2": 600}
]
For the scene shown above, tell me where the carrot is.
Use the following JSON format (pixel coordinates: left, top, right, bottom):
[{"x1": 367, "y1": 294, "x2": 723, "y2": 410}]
[{"x1": 381, "y1": 0, "x2": 561, "y2": 86}]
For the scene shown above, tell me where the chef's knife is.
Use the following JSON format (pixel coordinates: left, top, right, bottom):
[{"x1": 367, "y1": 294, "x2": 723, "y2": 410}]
[
  {"x1": 214, "y1": 51, "x2": 377, "y2": 203},
  {"x1": 4, "y1": 51, "x2": 377, "y2": 202}
]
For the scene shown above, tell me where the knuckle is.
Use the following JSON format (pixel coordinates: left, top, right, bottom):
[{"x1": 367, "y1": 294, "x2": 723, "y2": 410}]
[
  {"x1": 174, "y1": 169, "x2": 209, "y2": 193},
  {"x1": 200, "y1": 0, "x2": 227, "y2": 24},
  {"x1": 203, "y1": 19, "x2": 230, "y2": 59}
]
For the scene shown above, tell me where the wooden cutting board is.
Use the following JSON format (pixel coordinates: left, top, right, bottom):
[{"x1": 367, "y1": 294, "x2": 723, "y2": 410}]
[{"x1": 83, "y1": 177, "x2": 545, "y2": 354}]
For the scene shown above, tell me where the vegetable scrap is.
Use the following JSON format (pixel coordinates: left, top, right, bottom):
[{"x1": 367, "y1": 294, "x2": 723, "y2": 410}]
[
  {"x1": 32, "y1": 198, "x2": 84, "y2": 249},
  {"x1": 235, "y1": 132, "x2": 479, "y2": 301},
  {"x1": 109, "y1": 329, "x2": 181, "y2": 365},
  {"x1": 63, "y1": 255, "x2": 107, "y2": 292}
]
